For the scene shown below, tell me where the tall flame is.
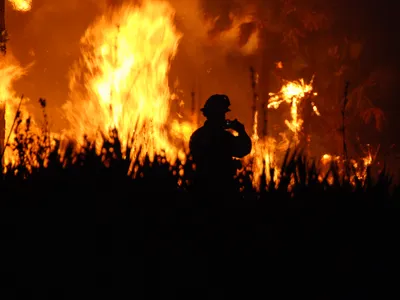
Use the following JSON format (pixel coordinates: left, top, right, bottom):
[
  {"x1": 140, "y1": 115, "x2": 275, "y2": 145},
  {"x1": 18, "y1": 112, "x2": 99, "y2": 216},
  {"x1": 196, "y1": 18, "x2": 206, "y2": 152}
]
[
  {"x1": 0, "y1": 54, "x2": 28, "y2": 165},
  {"x1": 243, "y1": 111, "x2": 281, "y2": 190},
  {"x1": 64, "y1": 0, "x2": 193, "y2": 167}
]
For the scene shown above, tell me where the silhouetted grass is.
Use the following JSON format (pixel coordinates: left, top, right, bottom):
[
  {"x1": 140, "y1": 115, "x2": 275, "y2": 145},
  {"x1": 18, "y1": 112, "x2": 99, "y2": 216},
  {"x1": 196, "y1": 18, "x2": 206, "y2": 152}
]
[
  {"x1": 1, "y1": 106, "x2": 399, "y2": 298},
  {"x1": 0, "y1": 106, "x2": 397, "y2": 205}
]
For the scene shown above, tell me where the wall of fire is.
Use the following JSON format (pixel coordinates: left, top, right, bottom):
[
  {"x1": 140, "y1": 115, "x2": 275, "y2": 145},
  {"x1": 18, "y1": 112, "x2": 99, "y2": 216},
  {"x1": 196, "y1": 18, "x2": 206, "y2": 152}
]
[{"x1": 5, "y1": 0, "x2": 267, "y2": 133}]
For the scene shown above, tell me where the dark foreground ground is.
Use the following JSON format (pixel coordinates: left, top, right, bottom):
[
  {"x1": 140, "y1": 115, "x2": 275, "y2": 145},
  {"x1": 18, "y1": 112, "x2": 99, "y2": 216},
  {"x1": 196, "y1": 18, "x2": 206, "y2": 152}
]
[
  {"x1": 0, "y1": 183, "x2": 399, "y2": 300},
  {"x1": 0, "y1": 137, "x2": 399, "y2": 299}
]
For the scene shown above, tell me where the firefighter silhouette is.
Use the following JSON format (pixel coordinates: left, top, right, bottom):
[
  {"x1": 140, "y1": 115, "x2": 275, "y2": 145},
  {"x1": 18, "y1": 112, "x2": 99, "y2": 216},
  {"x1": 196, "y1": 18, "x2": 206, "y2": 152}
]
[{"x1": 189, "y1": 94, "x2": 252, "y2": 193}]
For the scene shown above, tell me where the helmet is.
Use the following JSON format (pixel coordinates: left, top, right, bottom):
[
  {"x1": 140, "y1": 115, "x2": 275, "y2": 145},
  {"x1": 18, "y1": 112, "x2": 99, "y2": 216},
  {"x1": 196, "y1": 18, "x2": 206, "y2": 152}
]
[{"x1": 200, "y1": 94, "x2": 231, "y2": 114}]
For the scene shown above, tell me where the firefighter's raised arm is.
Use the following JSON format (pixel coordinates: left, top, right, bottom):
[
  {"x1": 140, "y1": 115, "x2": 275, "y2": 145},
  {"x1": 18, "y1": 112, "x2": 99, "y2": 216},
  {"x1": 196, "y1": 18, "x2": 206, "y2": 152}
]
[{"x1": 228, "y1": 119, "x2": 252, "y2": 158}]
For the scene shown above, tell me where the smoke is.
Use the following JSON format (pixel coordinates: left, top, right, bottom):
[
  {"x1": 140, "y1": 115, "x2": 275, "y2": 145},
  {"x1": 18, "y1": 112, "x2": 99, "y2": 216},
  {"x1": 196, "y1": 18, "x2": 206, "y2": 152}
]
[
  {"x1": 170, "y1": 0, "x2": 259, "y2": 56},
  {"x1": 168, "y1": 0, "x2": 261, "y2": 126}
]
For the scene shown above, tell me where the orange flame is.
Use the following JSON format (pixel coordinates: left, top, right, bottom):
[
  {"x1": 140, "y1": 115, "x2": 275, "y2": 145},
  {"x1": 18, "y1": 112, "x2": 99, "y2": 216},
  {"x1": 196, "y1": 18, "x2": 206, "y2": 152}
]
[
  {"x1": 8, "y1": 0, "x2": 32, "y2": 12},
  {"x1": 64, "y1": 0, "x2": 195, "y2": 171},
  {"x1": 0, "y1": 54, "x2": 32, "y2": 166},
  {"x1": 244, "y1": 77, "x2": 318, "y2": 190},
  {"x1": 268, "y1": 78, "x2": 317, "y2": 144},
  {"x1": 243, "y1": 111, "x2": 281, "y2": 190}
]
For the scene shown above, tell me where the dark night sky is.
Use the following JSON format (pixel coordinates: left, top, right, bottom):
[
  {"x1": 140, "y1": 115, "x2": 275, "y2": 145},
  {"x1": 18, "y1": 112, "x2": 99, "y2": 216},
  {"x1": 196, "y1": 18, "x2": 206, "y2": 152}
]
[{"x1": 353, "y1": 1, "x2": 400, "y2": 141}]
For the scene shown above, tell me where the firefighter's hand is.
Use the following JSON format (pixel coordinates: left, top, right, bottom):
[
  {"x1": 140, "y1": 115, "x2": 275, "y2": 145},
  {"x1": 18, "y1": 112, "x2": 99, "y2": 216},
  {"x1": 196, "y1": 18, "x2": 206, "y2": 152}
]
[{"x1": 230, "y1": 119, "x2": 245, "y2": 132}]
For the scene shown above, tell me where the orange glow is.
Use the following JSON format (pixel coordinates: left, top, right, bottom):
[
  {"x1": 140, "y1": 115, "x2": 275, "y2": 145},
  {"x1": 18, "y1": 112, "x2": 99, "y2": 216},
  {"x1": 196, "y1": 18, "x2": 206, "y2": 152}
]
[
  {"x1": 268, "y1": 78, "x2": 317, "y2": 144},
  {"x1": 204, "y1": 11, "x2": 260, "y2": 55},
  {"x1": 0, "y1": 54, "x2": 37, "y2": 167},
  {"x1": 8, "y1": 0, "x2": 32, "y2": 12},
  {"x1": 0, "y1": 55, "x2": 24, "y2": 164},
  {"x1": 63, "y1": 0, "x2": 194, "y2": 172},
  {"x1": 243, "y1": 111, "x2": 282, "y2": 190}
]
